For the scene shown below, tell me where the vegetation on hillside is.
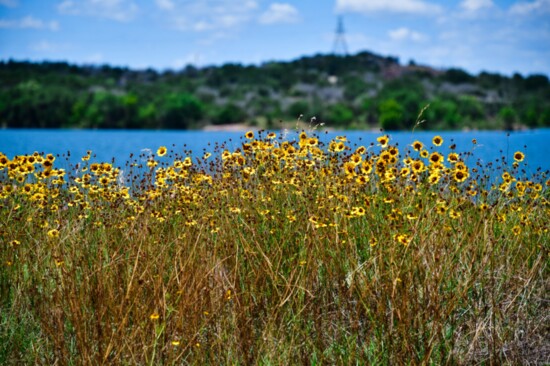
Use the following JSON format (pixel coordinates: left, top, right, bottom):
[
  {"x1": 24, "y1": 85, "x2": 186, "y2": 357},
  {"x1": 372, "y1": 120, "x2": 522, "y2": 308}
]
[
  {"x1": 1, "y1": 130, "x2": 548, "y2": 364},
  {"x1": 1, "y1": 51, "x2": 549, "y2": 130}
]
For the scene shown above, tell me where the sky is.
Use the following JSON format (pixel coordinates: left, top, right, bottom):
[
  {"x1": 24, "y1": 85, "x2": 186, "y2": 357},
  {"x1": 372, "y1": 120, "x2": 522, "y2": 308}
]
[{"x1": 1, "y1": 0, "x2": 549, "y2": 76}]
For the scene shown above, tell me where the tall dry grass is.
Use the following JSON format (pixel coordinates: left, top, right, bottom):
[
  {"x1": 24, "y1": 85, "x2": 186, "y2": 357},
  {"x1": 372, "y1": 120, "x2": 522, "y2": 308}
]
[{"x1": 0, "y1": 130, "x2": 548, "y2": 365}]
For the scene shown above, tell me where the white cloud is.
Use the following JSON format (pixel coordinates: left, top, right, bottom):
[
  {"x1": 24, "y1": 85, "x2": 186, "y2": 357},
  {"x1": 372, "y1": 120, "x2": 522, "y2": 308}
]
[
  {"x1": 218, "y1": 14, "x2": 243, "y2": 28},
  {"x1": 57, "y1": 0, "x2": 72, "y2": 13},
  {"x1": 460, "y1": 0, "x2": 494, "y2": 11},
  {"x1": 155, "y1": 0, "x2": 174, "y2": 11},
  {"x1": 0, "y1": 0, "x2": 17, "y2": 7},
  {"x1": 170, "y1": 0, "x2": 259, "y2": 32},
  {"x1": 57, "y1": 0, "x2": 139, "y2": 22},
  {"x1": 510, "y1": 0, "x2": 550, "y2": 14},
  {"x1": 0, "y1": 16, "x2": 59, "y2": 31},
  {"x1": 31, "y1": 41, "x2": 56, "y2": 52},
  {"x1": 388, "y1": 27, "x2": 427, "y2": 42},
  {"x1": 30, "y1": 40, "x2": 70, "y2": 53},
  {"x1": 259, "y1": 3, "x2": 300, "y2": 24},
  {"x1": 336, "y1": 0, "x2": 442, "y2": 14},
  {"x1": 329, "y1": 1, "x2": 550, "y2": 75}
]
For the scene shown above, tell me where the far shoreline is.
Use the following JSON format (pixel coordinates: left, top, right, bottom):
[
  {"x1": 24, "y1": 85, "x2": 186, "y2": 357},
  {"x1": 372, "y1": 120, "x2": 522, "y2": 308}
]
[
  {"x1": 0, "y1": 123, "x2": 539, "y2": 133},
  {"x1": 198, "y1": 122, "x2": 533, "y2": 133}
]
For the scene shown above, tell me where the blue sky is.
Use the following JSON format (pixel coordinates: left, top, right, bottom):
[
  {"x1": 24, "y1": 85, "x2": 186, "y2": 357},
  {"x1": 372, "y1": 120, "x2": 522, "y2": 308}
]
[{"x1": 1, "y1": 0, "x2": 549, "y2": 76}]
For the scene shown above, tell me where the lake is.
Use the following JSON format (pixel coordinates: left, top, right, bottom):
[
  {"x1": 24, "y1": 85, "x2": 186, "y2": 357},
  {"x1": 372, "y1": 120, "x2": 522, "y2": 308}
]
[{"x1": 1, "y1": 129, "x2": 549, "y2": 179}]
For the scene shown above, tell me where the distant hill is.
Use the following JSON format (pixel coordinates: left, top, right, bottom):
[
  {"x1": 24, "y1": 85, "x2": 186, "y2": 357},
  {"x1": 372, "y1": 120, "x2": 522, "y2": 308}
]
[{"x1": 1, "y1": 51, "x2": 549, "y2": 130}]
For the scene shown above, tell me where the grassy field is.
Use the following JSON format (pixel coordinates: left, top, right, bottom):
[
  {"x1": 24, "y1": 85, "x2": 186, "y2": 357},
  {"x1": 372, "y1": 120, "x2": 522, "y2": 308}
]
[{"x1": 1, "y1": 130, "x2": 548, "y2": 365}]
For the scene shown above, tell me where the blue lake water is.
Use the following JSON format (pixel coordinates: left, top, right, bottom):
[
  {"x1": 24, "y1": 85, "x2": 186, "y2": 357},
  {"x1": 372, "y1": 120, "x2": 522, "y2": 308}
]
[{"x1": 1, "y1": 129, "x2": 549, "y2": 179}]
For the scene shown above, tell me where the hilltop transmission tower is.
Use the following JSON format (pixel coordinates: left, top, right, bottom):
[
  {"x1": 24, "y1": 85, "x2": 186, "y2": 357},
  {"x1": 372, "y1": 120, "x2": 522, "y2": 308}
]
[{"x1": 332, "y1": 16, "x2": 348, "y2": 55}]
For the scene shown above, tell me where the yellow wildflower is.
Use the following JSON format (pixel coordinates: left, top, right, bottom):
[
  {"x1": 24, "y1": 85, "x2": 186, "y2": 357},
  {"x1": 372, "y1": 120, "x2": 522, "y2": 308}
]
[
  {"x1": 432, "y1": 135, "x2": 443, "y2": 146},
  {"x1": 513, "y1": 151, "x2": 525, "y2": 162},
  {"x1": 157, "y1": 146, "x2": 167, "y2": 157}
]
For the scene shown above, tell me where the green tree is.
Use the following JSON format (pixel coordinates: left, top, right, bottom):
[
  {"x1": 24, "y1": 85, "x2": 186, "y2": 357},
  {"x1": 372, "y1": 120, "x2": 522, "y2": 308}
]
[
  {"x1": 328, "y1": 103, "x2": 354, "y2": 126},
  {"x1": 456, "y1": 95, "x2": 485, "y2": 123},
  {"x1": 160, "y1": 93, "x2": 204, "y2": 129},
  {"x1": 539, "y1": 107, "x2": 550, "y2": 127},
  {"x1": 343, "y1": 77, "x2": 368, "y2": 100},
  {"x1": 360, "y1": 98, "x2": 378, "y2": 125},
  {"x1": 427, "y1": 98, "x2": 460, "y2": 129},
  {"x1": 378, "y1": 99, "x2": 404, "y2": 130},
  {"x1": 121, "y1": 93, "x2": 139, "y2": 129},
  {"x1": 518, "y1": 100, "x2": 543, "y2": 128},
  {"x1": 377, "y1": 78, "x2": 426, "y2": 128},
  {"x1": 498, "y1": 106, "x2": 517, "y2": 130},
  {"x1": 524, "y1": 74, "x2": 549, "y2": 90},
  {"x1": 82, "y1": 91, "x2": 125, "y2": 129},
  {"x1": 214, "y1": 103, "x2": 246, "y2": 125},
  {"x1": 478, "y1": 72, "x2": 504, "y2": 89},
  {"x1": 137, "y1": 103, "x2": 158, "y2": 129},
  {"x1": 444, "y1": 68, "x2": 474, "y2": 84},
  {"x1": 5, "y1": 81, "x2": 75, "y2": 128},
  {"x1": 287, "y1": 100, "x2": 310, "y2": 119},
  {"x1": 70, "y1": 98, "x2": 88, "y2": 127}
]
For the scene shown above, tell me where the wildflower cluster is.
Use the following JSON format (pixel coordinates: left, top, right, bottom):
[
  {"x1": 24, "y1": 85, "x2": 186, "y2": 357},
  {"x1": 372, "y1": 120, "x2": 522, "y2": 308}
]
[{"x1": 0, "y1": 131, "x2": 548, "y2": 364}]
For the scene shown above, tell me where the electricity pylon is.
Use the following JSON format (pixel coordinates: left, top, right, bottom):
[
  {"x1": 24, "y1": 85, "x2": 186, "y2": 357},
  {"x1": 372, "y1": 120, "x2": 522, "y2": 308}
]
[{"x1": 332, "y1": 16, "x2": 348, "y2": 55}]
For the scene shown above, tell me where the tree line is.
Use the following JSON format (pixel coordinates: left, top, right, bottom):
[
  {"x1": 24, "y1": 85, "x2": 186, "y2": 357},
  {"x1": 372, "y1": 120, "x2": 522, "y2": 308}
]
[{"x1": 1, "y1": 51, "x2": 549, "y2": 130}]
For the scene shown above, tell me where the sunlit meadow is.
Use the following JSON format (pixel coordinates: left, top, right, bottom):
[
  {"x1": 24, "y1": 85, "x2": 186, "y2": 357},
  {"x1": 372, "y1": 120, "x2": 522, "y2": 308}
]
[{"x1": 1, "y1": 129, "x2": 548, "y2": 365}]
